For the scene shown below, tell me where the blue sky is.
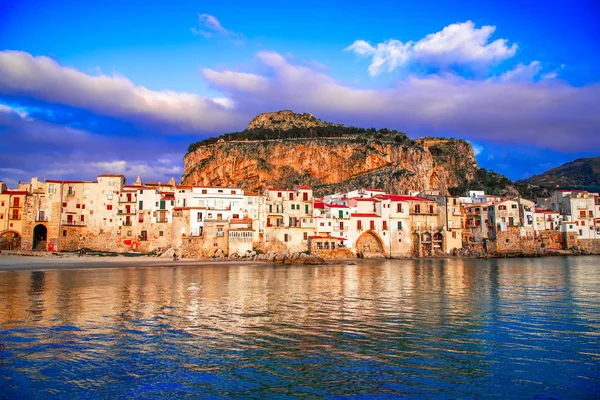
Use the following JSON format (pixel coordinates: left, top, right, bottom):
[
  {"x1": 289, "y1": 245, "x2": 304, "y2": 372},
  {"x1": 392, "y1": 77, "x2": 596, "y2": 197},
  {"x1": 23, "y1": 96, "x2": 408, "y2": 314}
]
[{"x1": 1, "y1": 0, "x2": 599, "y2": 187}]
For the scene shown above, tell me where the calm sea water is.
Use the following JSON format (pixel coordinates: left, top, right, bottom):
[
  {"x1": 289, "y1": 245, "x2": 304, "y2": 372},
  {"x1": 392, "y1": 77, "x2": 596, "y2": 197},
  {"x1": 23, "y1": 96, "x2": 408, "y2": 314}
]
[{"x1": 0, "y1": 257, "x2": 599, "y2": 399}]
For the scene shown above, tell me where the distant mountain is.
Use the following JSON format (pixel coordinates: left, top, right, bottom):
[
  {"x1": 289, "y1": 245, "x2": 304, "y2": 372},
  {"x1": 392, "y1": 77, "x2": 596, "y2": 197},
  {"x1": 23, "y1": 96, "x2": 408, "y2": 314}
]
[{"x1": 517, "y1": 157, "x2": 600, "y2": 191}]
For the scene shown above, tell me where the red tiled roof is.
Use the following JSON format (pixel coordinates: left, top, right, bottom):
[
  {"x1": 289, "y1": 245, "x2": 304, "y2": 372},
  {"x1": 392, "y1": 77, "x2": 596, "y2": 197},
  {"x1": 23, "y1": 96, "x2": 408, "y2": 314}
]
[
  {"x1": 351, "y1": 213, "x2": 380, "y2": 217},
  {"x1": 314, "y1": 201, "x2": 325, "y2": 209},
  {"x1": 230, "y1": 218, "x2": 253, "y2": 223},
  {"x1": 376, "y1": 194, "x2": 432, "y2": 202},
  {"x1": 349, "y1": 197, "x2": 379, "y2": 202},
  {"x1": 325, "y1": 203, "x2": 349, "y2": 208}
]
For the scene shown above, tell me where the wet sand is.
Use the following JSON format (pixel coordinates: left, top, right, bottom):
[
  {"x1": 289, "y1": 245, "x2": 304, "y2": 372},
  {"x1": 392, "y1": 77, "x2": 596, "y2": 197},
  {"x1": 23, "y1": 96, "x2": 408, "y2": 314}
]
[{"x1": 0, "y1": 254, "x2": 262, "y2": 271}]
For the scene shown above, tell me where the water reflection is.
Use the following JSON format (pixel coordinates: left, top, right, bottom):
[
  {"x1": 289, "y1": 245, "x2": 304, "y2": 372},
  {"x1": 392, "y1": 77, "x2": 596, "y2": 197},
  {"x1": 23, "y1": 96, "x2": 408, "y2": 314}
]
[{"x1": 0, "y1": 257, "x2": 599, "y2": 398}]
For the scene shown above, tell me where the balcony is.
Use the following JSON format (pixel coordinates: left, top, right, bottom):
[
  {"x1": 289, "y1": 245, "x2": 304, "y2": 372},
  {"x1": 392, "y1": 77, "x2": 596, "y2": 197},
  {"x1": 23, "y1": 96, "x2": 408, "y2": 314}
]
[
  {"x1": 62, "y1": 220, "x2": 86, "y2": 226},
  {"x1": 122, "y1": 221, "x2": 133, "y2": 226},
  {"x1": 118, "y1": 208, "x2": 137, "y2": 215},
  {"x1": 9, "y1": 215, "x2": 21, "y2": 220},
  {"x1": 35, "y1": 216, "x2": 49, "y2": 222}
]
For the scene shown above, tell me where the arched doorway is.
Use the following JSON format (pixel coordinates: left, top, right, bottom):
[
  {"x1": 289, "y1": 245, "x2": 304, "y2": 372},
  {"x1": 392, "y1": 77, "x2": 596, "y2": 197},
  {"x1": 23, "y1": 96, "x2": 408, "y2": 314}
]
[
  {"x1": 433, "y1": 232, "x2": 444, "y2": 254},
  {"x1": 421, "y1": 232, "x2": 432, "y2": 256},
  {"x1": 355, "y1": 231, "x2": 384, "y2": 257},
  {"x1": 0, "y1": 231, "x2": 21, "y2": 250},
  {"x1": 33, "y1": 224, "x2": 47, "y2": 251}
]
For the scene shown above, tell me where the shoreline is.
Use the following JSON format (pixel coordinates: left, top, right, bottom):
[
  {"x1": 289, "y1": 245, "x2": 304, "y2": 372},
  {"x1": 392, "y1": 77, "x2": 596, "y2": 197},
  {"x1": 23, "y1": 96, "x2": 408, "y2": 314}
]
[{"x1": 0, "y1": 250, "x2": 598, "y2": 272}]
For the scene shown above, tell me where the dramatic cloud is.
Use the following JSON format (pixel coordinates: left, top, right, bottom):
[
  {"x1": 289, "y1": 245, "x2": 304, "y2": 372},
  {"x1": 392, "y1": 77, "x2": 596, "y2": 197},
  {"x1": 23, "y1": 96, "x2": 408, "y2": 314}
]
[
  {"x1": 0, "y1": 103, "x2": 184, "y2": 184},
  {"x1": 191, "y1": 14, "x2": 244, "y2": 44},
  {"x1": 346, "y1": 21, "x2": 518, "y2": 75},
  {"x1": 203, "y1": 51, "x2": 600, "y2": 152},
  {"x1": 0, "y1": 50, "x2": 246, "y2": 134}
]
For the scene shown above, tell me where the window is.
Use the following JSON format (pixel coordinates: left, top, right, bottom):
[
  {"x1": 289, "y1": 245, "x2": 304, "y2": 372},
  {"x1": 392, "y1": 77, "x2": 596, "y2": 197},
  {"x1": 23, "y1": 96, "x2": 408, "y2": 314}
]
[
  {"x1": 76, "y1": 203, "x2": 80, "y2": 208},
  {"x1": 357, "y1": 220, "x2": 362, "y2": 230},
  {"x1": 48, "y1": 184, "x2": 56, "y2": 194},
  {"x1": 303, "y1": 192, "x2": 308, "y2": 201},
  {"x1": 218, "y1": 189, "x2": 223, "y2": 193},
  {"x1": 370, "y1": 220, "x2": 375, "y2": 230},
  {"x1": 579, "y1": 229, "x2": 583, "y2": 236},
  {"x1": 499, "y1": 205, "x2": 507, "y2": 211},
  {"x1": 140, "y1": 231, "x2": 148, "y2": 241},
  {"x1": 13, "y1": 197, "x2": 20, "y2": 207},
  {"x1": 303, "y1": 232, "x2": 308, "y2": 240},
  {"x1": 512, "y1": 204, "x2": 517, "y2": 209},
  {"x1": 63, "y1": 202, "x2": 67, "y2": 208},
  {"x1": 320, "y1": 222, "x2": 324, "y2": 227},
  {"x1": 81, "y1": 215, "x2": 85, "y2": 222},
  {"x1": 397, "y1": 221, "x2": 403, "y2": 230},
  {"x1": 383, "y1": 221, "x2": 387, "y2": 230},
  {"x1": 289, "y1": 193, "x2": 294, "y2": 200},
  {"x1": 277, "y1": 192, "x2": 282, "y2": 198},
  {"x1": 202, "y1": 189, "x2": 207, "y2": 194},
  {"x1": 284, "y1": 234, "x2": 289, "y2": 242},
  {"x1": 415, "y1": 204, "x2": 421, "y2": 214},
  {"x1": 233, "y1": 214, "x2": 239, "y2": 219},
  {"x1": 63, "y1": 230, "x2": 67, "y2": 237},
  {"x1": 159, "y1": 231, "x2": 164, "y2": 237},
  {"x1": 397, "y1": 203, "x2": 403, "y2": 213},
  {"x1": 231, "y1": 190, "x2": 236, "y2": 195},
  {"x1": 197, "y1": 212, "x2": 203, "y2": 222},
  {"x1": 139, "y1": 213, "x2": 144, "y2": 223},
  {"x1": 82, "y1": 204, "x2": 86, "y2": 209},
  {"x1": 106, "y1": 205, "x2": 113, "y2": 211}
]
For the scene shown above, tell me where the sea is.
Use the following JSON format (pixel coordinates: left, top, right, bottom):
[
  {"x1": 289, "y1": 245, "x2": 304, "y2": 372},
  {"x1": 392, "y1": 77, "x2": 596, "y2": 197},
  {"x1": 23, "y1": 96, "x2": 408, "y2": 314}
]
[{"x1": 0, "y1": 256, "x2": 599, "y2": 399}]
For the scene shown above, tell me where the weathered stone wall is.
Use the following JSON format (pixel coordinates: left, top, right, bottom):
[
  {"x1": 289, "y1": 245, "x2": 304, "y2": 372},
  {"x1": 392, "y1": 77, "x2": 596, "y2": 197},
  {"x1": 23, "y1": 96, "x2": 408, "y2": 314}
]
[
  {"x1": 489, "y1": 228, "x2": 537, "y2": 254},
  {"x1": 578, "y1": 239, "x2": 600, "y2": 252},
  {"x1": 563, "y1": 232, "x2": 578, "y2": 249},
  {"x1": 536, "y1": 230, "x2": 563, "y2": 250}
]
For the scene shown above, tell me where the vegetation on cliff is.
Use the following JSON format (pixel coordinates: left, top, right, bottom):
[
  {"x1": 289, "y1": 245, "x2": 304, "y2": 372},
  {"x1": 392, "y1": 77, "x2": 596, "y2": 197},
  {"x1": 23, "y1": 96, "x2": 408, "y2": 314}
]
[
  {"x1": 187, "y1": 125, "x2": 414, "y2": 154},
  {"x1": 449, "y1": 168, "x2": 520, "y2": 197},
  {"x1": 516, "y1": 156, "x2": 600, "y2": 193}
]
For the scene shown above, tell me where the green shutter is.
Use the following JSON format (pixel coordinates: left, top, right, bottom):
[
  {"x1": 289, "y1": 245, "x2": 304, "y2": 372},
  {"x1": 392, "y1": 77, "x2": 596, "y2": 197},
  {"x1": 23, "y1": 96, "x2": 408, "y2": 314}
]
[
  {"x1": 160, "y1": 200, "x2": 165, "y2": 210},
  {"x1": 305, "y1": 204, "x2": 309, "y2": 214},
  {"x1": 339, "y1": 210, "x2": 343, "y2": 218}
]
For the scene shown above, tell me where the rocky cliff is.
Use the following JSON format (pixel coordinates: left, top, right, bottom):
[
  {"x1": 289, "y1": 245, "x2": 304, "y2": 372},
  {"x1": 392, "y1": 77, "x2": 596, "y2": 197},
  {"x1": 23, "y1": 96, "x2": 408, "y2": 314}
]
[{"x1": 182, "y1": 111, "x2": 479, "y2": 195}]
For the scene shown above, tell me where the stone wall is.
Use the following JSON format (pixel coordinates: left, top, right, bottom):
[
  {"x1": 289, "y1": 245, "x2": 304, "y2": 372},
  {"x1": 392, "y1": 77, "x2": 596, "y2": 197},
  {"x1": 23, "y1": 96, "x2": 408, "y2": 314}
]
[
  {"x1": 578, "y1": 239, "x2": 600, "y2": 252},
  {"x1": 487, "y1": 227, "x2": 537, "y2": 255},
  {"x1": 536, "y1": 230, "x2": 563, "y2": 250}
]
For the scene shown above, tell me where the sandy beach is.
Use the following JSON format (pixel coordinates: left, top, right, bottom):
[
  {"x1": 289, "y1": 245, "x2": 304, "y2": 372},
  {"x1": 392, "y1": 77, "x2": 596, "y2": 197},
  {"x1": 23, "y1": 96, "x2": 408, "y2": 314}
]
[{"x1": 0, "y1": 253, "x2": 265, "y2": 271}]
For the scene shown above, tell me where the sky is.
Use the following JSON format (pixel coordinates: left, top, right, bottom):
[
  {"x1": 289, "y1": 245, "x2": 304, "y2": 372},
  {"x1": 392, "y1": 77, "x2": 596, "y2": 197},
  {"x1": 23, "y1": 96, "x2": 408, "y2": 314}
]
[{"x1": 0, "y1": 0, "x2": 599, "y2": 187}]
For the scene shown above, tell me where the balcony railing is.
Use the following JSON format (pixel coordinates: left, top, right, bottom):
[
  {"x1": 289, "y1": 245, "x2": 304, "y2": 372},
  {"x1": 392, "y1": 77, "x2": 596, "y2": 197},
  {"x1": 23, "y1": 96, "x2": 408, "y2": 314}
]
[
  {"x1": 9, "y1": 215, "x2": 21, "y2": 220},
  {"x1": 62, "y1": 220, "x2": 86, "y2": 226},
  {"x1": 35, "y1": 216, "x2": 49, "y2": 222},
  {"x1": 122, "y1": 221, "x2": 133, "y2": 226},
  {"x1": 118, "y1": 208, "x2": 137, "y2": 215}
]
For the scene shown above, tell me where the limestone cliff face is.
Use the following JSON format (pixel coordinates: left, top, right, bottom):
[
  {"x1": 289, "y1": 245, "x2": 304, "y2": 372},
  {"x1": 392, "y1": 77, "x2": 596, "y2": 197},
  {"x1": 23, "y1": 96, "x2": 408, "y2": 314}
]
[{"x1": 182, "y1": 135, "x2": 478, "y2": 196}]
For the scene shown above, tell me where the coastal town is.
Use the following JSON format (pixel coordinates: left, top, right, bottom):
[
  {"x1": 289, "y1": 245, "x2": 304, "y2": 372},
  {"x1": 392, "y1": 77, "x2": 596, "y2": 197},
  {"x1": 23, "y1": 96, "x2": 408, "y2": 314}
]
[{"x1": 1, "y1": 174, "x2": 599, "y2": 259}]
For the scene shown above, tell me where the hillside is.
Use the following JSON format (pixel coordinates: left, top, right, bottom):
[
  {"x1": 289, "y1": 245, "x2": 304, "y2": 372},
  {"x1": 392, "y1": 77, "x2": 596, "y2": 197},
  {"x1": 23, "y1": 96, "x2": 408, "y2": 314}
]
[
  {"x1": 183, "y1": 111, "x2": 492, "y2": 196},
  {"x1": 517, "y1": 157, "x2": 600, "y2": 190}
]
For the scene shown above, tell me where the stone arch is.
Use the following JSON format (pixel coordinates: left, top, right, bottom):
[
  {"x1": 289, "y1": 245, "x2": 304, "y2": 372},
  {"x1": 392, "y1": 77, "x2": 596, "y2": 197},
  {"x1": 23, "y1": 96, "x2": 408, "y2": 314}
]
[
  {"x1": 355, "y1": 230, "x2": 384, "y2": 257},
  {"x1": 420, "y1": 232, "x2": 432, "y2": 256},
  {"x1": 33, "y1": 224, "x2": 48, "y2": 251},
  {"x1": 0, "y1": 230, "x2": 21, "y2": 250}
]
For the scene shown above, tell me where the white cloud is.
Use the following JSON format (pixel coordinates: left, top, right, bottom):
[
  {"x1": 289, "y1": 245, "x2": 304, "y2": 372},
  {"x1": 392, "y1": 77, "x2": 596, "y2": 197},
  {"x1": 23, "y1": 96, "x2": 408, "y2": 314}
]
[
  {"x1": 346, "y1": 20, "x2": 517, "y2": 75},
  {"x1": 413, "y1": 21, "x2": 517, "y2": 66},
  {"x1": 345, "y1": 39, "x2": 413, "y2": 76},
  {"x1": 541, "y1": 71, "x2": 559, "y2": 80},
  {"x1": 0, "y1": 50, "x2": 246, "y2": 133},
  {"x1": 191, "y1": 14, "x2": 244, "y2": 44},
  {"x1": 202, "y1": 69, "x2": 268, "y2": 93},
  {"x1": 498, "y1": 61, "x2": 542, "y2": 82}
]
